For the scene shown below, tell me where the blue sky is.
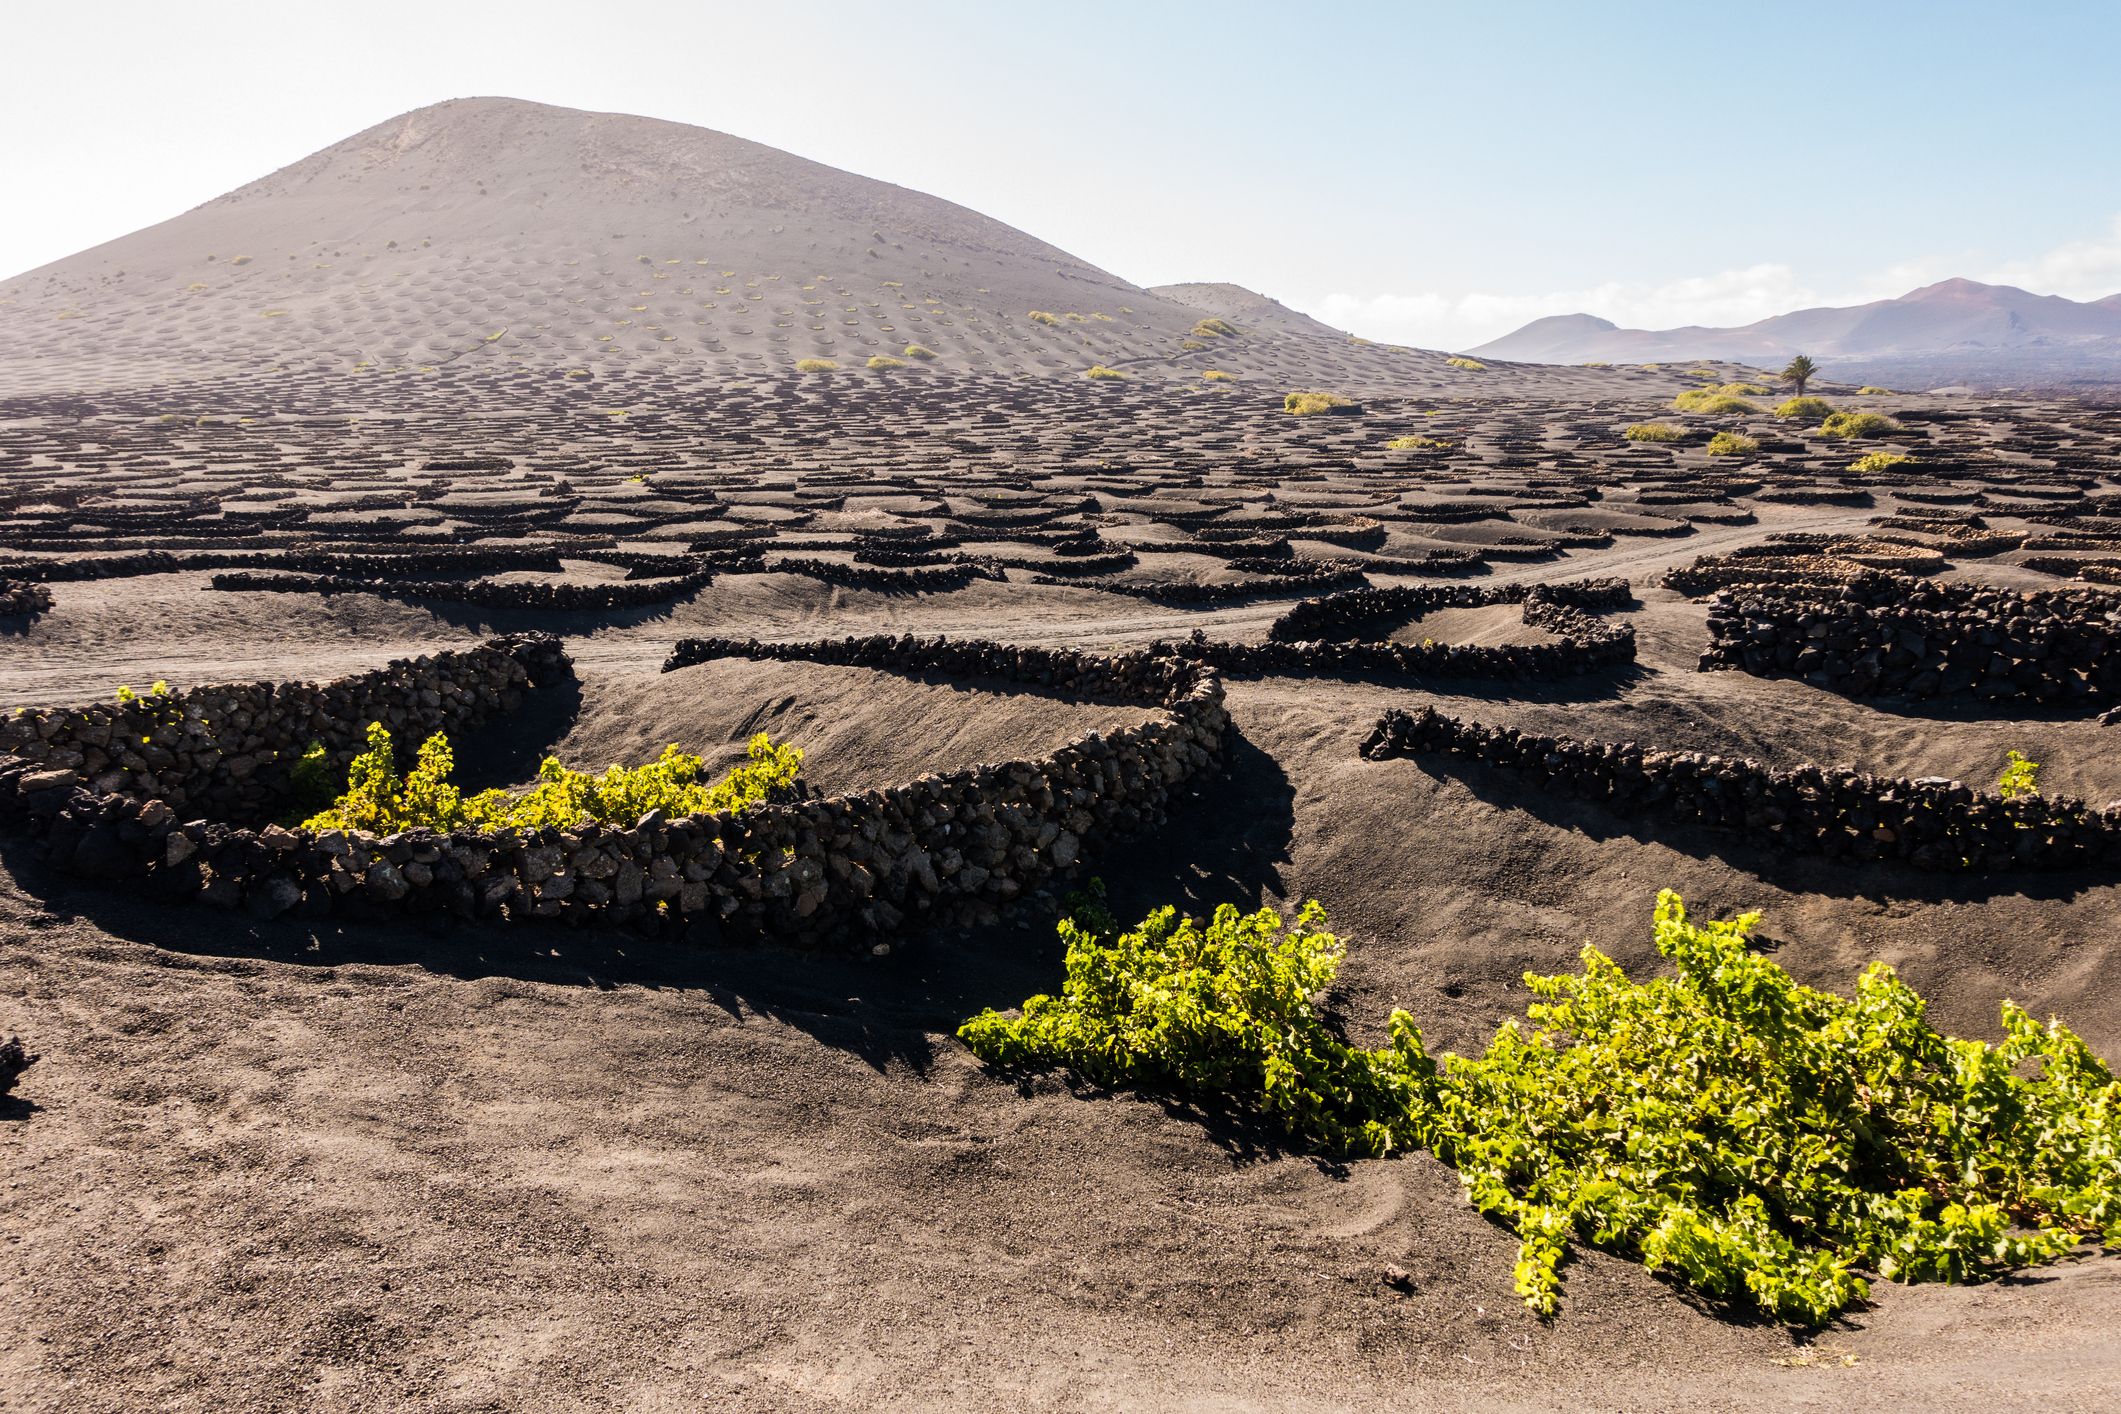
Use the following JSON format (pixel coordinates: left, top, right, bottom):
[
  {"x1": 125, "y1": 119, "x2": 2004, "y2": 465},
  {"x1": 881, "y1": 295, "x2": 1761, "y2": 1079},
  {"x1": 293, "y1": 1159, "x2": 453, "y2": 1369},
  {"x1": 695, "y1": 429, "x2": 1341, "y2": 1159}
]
[{"x1": 8, "y1": 0, "x2": 2119, "y2": 348}]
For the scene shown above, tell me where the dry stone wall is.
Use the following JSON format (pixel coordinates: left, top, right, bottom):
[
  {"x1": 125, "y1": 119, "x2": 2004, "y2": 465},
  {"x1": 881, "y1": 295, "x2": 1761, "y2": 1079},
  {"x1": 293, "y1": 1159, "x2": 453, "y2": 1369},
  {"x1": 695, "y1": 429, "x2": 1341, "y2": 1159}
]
[
  {"x1": 0, "y1": 633, "x2": 1228, "y2": 946},
  {"x1": 0, "y1": 634, "x2": 567, "y2": 818},
  {"x1": 1361, "y1": 704, "x2": 2121, "y2": 871},
  {"x1": 1166, "y1": 579, "x2": 1635, "y2": 680},
  {"x1": 209, "y1": 567, "x2": 717, "y2": 612},
  {"x1": 1700, "y1": 573, "x2": 2121, "y2": 703},
  {"x1": 0, "y1": 580, "x2": 50, "y2": 616}
]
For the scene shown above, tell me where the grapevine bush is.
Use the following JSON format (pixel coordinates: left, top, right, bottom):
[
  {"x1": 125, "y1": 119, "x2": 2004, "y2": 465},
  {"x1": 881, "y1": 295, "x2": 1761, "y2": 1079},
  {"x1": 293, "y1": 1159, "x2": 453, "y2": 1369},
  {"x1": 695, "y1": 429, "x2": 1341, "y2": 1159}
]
[
  {"x1": 1997, "y1": 749, "x2": 2042, "y2": 800},
  {"x1": 961, "y1": 886, "x2": 2120, "y2": 1325},
  {"x1": 302, "y1": 723, "x2": 802, "y2": 833}
]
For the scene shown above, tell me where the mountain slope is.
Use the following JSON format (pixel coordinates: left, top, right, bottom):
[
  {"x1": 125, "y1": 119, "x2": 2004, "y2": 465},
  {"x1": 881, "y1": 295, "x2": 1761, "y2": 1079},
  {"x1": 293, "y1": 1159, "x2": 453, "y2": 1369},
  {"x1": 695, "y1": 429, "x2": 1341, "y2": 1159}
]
[
  {"x1": 1470, "y1": 279, "x2": 2121, "y2": 380},
  {"x1": 0, "y1": 97, "x2": 1529, "y2": 396}
]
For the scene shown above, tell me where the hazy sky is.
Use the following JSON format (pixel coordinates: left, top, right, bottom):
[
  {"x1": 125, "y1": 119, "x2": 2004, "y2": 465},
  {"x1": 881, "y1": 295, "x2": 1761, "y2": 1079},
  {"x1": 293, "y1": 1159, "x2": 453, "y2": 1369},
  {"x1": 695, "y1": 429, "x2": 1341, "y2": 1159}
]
[{"x1": 8, "y1": 0, "x2": 2120, "y2": 349}]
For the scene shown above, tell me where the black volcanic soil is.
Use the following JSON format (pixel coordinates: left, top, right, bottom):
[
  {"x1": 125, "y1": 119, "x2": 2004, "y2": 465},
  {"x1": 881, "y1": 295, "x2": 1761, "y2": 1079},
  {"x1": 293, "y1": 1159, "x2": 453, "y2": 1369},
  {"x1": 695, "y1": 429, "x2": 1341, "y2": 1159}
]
[{"x1": 5, "y1": 364, "x2": 2121, "y2": 1412}]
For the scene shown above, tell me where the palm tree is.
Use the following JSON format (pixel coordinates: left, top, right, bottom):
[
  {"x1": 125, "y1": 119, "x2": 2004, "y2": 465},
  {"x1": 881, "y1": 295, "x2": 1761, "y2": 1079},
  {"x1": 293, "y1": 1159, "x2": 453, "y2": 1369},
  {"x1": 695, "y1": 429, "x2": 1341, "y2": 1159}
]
[{"x1": 1781, "y1": 353, "x2": 1818, "y2": 397}]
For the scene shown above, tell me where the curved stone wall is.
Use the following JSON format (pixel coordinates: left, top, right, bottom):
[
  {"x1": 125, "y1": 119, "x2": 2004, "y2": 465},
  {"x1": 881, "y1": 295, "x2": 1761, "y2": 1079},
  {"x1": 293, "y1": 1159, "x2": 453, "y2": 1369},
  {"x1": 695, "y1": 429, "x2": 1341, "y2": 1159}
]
[
  {"x1": 1360, "y1": 704, "x2": 2120, "y2": 871},
  {"x1": 1700, "y1": 573, "x2": 2121, "y2": 703},
  {"x1": 0, "y1": 634, "x2": 1228, "y2": 945}
]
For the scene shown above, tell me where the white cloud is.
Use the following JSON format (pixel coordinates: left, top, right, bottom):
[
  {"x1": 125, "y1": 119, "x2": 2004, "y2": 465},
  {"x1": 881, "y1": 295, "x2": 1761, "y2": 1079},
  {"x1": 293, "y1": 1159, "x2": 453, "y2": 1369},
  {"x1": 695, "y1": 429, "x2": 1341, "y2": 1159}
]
[
  {"x1": 1300, "y1": 216, "x2": 2121, "y2": 351},
  {"x1": 1980, "y1": 214, "x2": 2121, "y2": 301}
]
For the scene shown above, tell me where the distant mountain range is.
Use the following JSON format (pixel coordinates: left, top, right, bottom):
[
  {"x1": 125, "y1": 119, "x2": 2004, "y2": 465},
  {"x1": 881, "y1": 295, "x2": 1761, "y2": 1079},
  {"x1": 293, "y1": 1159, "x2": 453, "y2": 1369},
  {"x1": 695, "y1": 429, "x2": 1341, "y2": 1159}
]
[{"x1": 1470, "y1": 279, "x2": 2121, "y2": 388}]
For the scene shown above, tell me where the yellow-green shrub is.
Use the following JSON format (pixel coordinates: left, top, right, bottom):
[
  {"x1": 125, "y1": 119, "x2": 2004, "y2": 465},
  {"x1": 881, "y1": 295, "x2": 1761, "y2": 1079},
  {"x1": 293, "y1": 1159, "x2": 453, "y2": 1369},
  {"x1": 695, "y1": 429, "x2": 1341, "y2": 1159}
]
[
  {"x1": 1445, "y1": 356, "x2": 1487, "y2": 371},
  {"x1": 867, "y1": 355, "x2": 906, "y2": 370},
  {"x1": 1673, "y1": 388, "x2": 1761, "y2": 414},
  {"x1": 1191, "y1": 317, "x2": 1237, "y2": 338},
  {"x1": 1386, "y1": 435, "x2": 1451, "y2": 451},
  {"x1": 1202, "y1": 369, "x2": 1234, "y2": 381},
  {"x1": 1284, "y1": 391, "x2": 1355, "y2": 416},
  {"x1": 302, "y1": 724, "x2": 803, "y2": 833},
  {"x1": 903, "y1": 343, "x2": 939, "y2": 360},
  {"x1": 1084, "y1": 364, "x2": 1127, "y2": 380},
  {"x1": 1775, "y1": 396, "x2": 1836, "y2": 421},
  {"x1": 1858, "y1": 385, "x2": 1893, "y2": 395},
  {"x1": 1624, "y1": 422, "x2": 1685, "y2": 442},
  {"x1": 794, "y1": 358, "x2": 838, "y2": 373},
  {"x1": 1706, "y1": 431, "x2": 1759, "y2": 457},
  {"x1": 1028, "y1": 310, "x2": 1060, "y2": 326},
  {"x1": 1818, "y1": 410, "x2": 1902, "y2": 440},
  {"x1": 961, "y1": 886, "x2": 2121, "y2": 1326},
  {"x1": 1849, "y1": 450, "x2": 1914, "y2": 473}
]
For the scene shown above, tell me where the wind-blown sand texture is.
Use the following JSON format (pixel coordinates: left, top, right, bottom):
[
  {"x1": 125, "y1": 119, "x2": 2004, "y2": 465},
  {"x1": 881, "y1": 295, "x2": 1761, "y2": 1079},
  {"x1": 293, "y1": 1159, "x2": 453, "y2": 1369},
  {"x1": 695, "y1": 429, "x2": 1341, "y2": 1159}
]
[{"x1": 4, "y1": 97, "x2": 2121, "y2": 1413}]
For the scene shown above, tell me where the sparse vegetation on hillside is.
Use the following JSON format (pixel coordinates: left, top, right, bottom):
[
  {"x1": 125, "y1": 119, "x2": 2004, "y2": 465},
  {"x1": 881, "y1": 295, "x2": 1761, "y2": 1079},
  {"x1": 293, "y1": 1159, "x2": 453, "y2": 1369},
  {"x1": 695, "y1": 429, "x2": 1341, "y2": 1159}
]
[
  {"x1": 903, "y1": 343, "x2": 938, "y2": 360},
  {"x1": 1849, "y1": 450, "x2": 1914, "y2": 472},
  {"x1": 1706, "y1": 431, "x2": 1759, "y2": 457},
  {"x1": 1202, "y1": 370, "x2": 1234, "y2": 381},
  {"x1": 1028, "y1": 310, "x2": 1060, "y2": 326},
  {"x1": 1623, "y1": 422, "x2": 1686, "y2": 442},
  {"x1": 794, "y1": 358, "x2": 838, "y2": 373},
  {"x1": 867, "y1": 355, "x2": 906, "y2": 370},
  {"x1": 1386, "y1": 435, "x2": 1451, "y2": 451},
  {"x1": 1084, "y1": 365, "x2": 1127, "y2": 380},
  {"x1": 1191, "y1": 317, "x2": 1238, "y2": 339},
  {"x1": 1445, "y1": 356, "x2": 1488, "y2": 371},
  {"x1": 302, "y1": 724, "x2": 803, "y2": 834},
  {"x1": 962, "y1": 886, "x2": 2121, "y2": 1326},
  {"x1": 1284, "y1": 391, "x2": 1355, "y2": 416}
]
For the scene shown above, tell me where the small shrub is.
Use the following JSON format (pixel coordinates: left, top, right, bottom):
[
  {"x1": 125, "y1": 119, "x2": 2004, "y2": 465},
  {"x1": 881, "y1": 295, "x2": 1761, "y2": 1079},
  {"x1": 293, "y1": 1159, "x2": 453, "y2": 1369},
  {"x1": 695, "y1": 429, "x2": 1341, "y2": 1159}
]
[
  {"x1": 1084, "y1": 365, "x2": 1127, "y2": 380},
  {"x1": 302, "y1": 724, "x2": 802, "y2": 833},
  {"x1": 1284, "y1": 391, "x2": 1355, "y2": 416},
  {"x1": 1775, "y1": 396, "x2": 1836, "y2": 421},
  {"x1": 1202, "y1": 370, "x2": 1234, "y2": 381},
  {"x1": 794, "y1": 358, "x2": 838, "y2": 373},
  {"x1": 1818, "y1": 410, "x2": 1902, "y2": 440},
  {"x1": 1180, "y1": 339, "x2": 1206, "y2": 351},
  {"x1": 866, "y1": 355, "x2": 906, "y2": 370},
  {"x1": 1858, "y1": 385, "x2": 1894, "y2": 395},
  {"x1": 1191, "y1": 317, "x2": 1237, "y2": 338},
  {"x1": 1706, "y1": 431, "x2": 1759, "y2": 457},
  {"x1": 1849, "y1": 450, "x2": 1914, "y2": 473},
  {"x1": 1623, "y1": 422, "x2": 1685, "y2": 443},
  {"x1": 1386, "y1": 435, "x2": 1451, "y2": 451},
  {"x1": 1445, "y1": 356, "x2": 1487, "y2": 371},
  {"x1": 903, "y1": 343, "x2": 938, "y2": 360},
  {"x1": 1672, "y1": 388, "x2": 1761, "y2": 415},
  {"x1": 1998, "y1": 750, "x2": 2042, "y2": 801},
  {"x1": 1028, "y1": 310, "x2": 1060, "y2": 326},
  {"x1": 1718, "y1": 381, "x2": 1770, "y2": 395}
]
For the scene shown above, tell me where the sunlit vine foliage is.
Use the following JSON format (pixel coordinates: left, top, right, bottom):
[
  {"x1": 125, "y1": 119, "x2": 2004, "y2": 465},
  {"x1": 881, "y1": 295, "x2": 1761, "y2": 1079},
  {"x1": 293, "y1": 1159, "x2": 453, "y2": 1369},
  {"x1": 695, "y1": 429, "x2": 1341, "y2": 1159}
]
[
  {"x1": 961, "y1": 886, "x2": 2120, "y2": 1325},
  {"x1": 302, "y1": 723, "x2": 802, "y2": 833}
]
